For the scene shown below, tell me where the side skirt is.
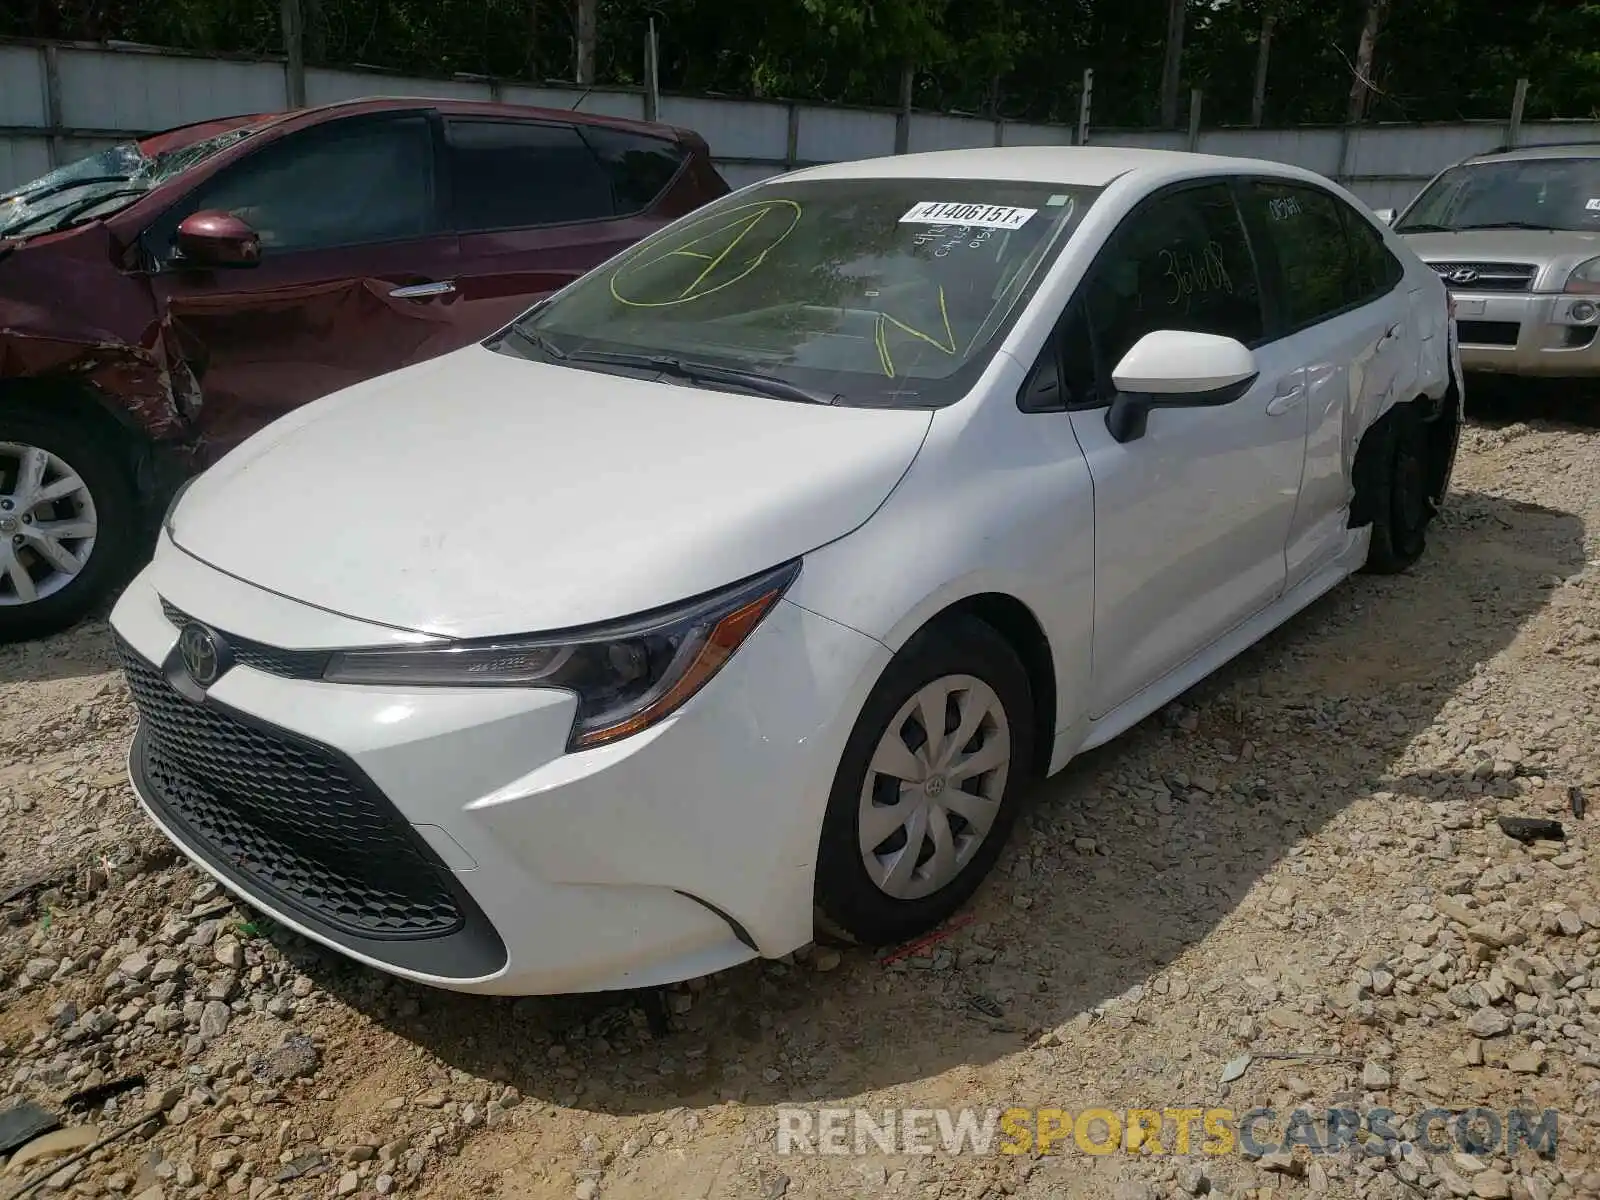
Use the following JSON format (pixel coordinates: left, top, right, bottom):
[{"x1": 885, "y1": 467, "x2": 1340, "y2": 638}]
[{"x1": 1048, "y1": 523, "x2": 1370, "y2": 773}]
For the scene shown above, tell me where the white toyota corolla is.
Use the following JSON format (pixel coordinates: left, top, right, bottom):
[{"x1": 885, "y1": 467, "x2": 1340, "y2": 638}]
[{"x1": 111, "y1": 146, "x2": 1462, "y2": 995}]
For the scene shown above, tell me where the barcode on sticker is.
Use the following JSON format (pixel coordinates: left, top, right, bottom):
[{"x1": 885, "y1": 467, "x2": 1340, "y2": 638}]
[{"x1": 900, "y1": 202, "x2": 1036, "y2": 230}]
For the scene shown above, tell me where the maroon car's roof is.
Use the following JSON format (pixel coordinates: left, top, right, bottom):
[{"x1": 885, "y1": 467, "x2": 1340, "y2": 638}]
[{"x1": 134, "y1": 96, "x2": 700, "y2": 156}]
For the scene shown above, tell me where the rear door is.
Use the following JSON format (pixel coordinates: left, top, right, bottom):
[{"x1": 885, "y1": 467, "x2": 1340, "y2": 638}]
[
  {"x1": 143, "y1": 109, "x2": 463, "y2": 459},
  {"x1": 443, "y1": 116, "x2": 693, "y2": 334},
  {"x1": 1237, "y1": 179, "x2": 1414, "y2": 590}
]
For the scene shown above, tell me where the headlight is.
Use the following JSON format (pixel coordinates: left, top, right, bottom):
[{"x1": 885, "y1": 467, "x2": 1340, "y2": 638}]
[
  {"x1": 322, "y1": 560, "x2": 801, "y2": 750},
  {"x1": 162, "y1": 476, "x2": 196, "y2": 538},
  {"x1": 1566, "y1": 256, "x2": 1600, "y2": 294}
]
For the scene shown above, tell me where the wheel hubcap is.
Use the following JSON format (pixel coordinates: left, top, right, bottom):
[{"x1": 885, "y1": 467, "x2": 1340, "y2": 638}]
[
  {"x1": 858, "y1": 674, "x2": 1011, "y2": 901},
  {"x1": 0, "y1": 442, "x2": 98, "y2": 607}
]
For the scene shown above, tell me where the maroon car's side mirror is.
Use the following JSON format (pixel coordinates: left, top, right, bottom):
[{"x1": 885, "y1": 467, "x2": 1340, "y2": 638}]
[{"x1": 174, "y1": 210, "x2": 262, "y2": 269}]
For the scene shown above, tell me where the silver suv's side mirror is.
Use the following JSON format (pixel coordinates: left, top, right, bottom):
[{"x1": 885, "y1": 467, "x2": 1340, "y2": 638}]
[{"x1": 1373, "y1": 207, "x2": 1397, "y2": 225}]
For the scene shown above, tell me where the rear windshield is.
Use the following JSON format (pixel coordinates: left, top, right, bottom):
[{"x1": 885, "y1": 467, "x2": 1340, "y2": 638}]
[
  {"x1": 1397, "y1": 157, "x2": 1600, "y2": 233},
  {"x1": 511, "y1": 176, "x2": 1100, "y2": 408}
]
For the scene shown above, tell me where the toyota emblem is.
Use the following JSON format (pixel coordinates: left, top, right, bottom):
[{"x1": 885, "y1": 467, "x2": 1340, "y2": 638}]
[{"x1": 178, "y1": 623, "x2": 224, "y2": 687}]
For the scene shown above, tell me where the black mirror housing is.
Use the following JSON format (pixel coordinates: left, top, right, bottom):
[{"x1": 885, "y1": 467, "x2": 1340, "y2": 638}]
[{"x1": 1104, "y1": 373, "x2": 1259, "y2": 444}]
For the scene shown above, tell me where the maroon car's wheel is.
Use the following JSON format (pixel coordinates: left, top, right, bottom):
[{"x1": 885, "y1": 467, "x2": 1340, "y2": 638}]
[{"x1": 0, "y1": 408, "x2": 140, "y2": 643}]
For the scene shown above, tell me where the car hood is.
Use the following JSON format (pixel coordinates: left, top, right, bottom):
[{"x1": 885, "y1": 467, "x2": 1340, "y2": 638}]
[
  {"x1": 170, "y1": 344, "x2": 933, "y2": 639},
  {"x1": 1397, "y1": 229, "x2": 1600, "y2": 287}
]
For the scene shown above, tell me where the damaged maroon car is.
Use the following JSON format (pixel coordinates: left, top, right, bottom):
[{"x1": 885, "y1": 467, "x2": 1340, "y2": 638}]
[{"x1": 0, "y1": 98, "x2": 729, "y2": 640}]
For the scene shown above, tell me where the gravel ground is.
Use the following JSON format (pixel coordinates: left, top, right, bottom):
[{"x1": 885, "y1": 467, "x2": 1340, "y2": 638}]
[{"x1": 3, "y1": 408, "x2": 1600, "y2": 1200}]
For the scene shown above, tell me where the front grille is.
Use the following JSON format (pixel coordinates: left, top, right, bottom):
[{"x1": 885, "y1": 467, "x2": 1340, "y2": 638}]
[
  {"x1": 1457, "y1": 320, "x2": 1521, "y2": 346},
  {"x1": 118, "y1": 639, "x2": 464, "y2": 940},
  {"x1": 160, "y1": 599, "x2": 329, "y2": 680},
  {"x1": 1428, "y1": 261, "x2": 1538, "y2": 293}
]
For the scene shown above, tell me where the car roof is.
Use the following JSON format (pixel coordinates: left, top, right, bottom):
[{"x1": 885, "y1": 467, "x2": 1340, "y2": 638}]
[
  {"x1": 785, "y1": 145, "x2": 1324, "y2": 189},
  {"x1": 137, "y1": 96, "x2": 697, "y2": 153},
  {"x1": 1462, "y1": 142, "x2": 1600, "y2": 166},
  {"x1": 136, "y1": 112, "x2": 280, "y2": 157}
]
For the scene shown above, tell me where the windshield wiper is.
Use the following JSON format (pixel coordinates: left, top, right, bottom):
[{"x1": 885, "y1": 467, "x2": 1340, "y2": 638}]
[
  {"x1": 496, "y1": 327, "x2": 838, "y2": 404},
  {"x1": 509, "y1": 336, "x2": 837, "y2": 405},
  {"x1": 1456, "y1": 221, "x2": 1553, "y2": 231},
  {"x1": 495, "y1": 323, "x2": 566, "y2": 361},
  {"x1": 567, "y1": 349, "x2": 838, "y2": 405},
  {"x1": 3, "y1": 187, "x2": 147, "y2": 236},
  {"x1": 1, "y1": 174, "x2": 133, "y2": 207},
  {"x1": 1393, "y1": 222, "x2": 1453, "y2": 233}
]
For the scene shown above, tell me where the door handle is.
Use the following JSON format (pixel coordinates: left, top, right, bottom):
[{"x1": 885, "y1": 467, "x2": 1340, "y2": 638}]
[
  {"x1": 389, "y1": 280, "x2": 457, "y2": 299},
  {"x1": 1265, "y1": 384, "x2": 1306, "y2": 416},
  {"x1": 1378, "y1": 323, "x2": 1403, "y2": 347}
]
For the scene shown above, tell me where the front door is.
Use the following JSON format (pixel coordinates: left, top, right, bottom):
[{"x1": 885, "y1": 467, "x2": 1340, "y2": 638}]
[
  {"x1": 1064, "y1": 181, "x2": 1310, "y2": 718},
  {"x1": 141, "y1": 110, "x2": 466, "y2": 460}
]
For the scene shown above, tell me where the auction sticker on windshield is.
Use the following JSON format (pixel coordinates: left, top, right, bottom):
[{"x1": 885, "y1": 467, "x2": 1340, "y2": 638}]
[{"x1": 900, "y1": 202, "x2": 1037, "y2": 230}]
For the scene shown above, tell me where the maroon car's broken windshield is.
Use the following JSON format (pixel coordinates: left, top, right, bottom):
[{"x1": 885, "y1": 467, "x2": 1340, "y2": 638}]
[{"x1": 0, "y1": 126, "x2": 258, "y2": 239}]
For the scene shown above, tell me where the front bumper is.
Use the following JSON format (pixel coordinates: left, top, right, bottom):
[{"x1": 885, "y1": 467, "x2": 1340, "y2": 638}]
[
  {"x1": 1446, "y1": 288, "x2": 1600, "y2": 376},
  {"x1": 109, "y1": 535, "x2": 889, "y2": 995}
]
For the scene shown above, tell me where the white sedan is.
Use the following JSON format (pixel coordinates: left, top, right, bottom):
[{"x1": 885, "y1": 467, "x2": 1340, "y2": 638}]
[{"x1": 110, "y1": 146, "x2": 1462, "y2": 995}]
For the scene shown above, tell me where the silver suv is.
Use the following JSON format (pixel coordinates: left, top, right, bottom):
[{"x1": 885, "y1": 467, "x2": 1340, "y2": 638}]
[{"x1": 1380, "y1": 143, "x2": 1600, "y2": 377}]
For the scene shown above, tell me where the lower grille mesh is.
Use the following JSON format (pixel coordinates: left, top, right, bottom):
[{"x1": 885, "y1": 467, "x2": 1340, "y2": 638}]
[{"x1": 118, "y1": 639, "x2": 464, "y2": 940}]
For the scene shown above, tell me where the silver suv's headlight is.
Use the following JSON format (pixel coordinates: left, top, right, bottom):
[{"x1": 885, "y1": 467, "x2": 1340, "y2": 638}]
[
  {"x1": 323, "y1": 560, "x2": 801, "y2": 750},
  {"x1": 1565, "y1": 256, "x2": 1600, "y2": 295}
]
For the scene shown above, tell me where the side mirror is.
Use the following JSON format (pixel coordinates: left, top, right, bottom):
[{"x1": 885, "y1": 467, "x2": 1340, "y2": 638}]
[
  {"x1": 174, "y1": 210, "x2": 261, "y2": 268},
  {"x1": 1105, "y1": 329, "x2": 1258, "y2": 443},
  {"x1": 1373, "y1": 207, "x2": 1396, "y2": 225}
]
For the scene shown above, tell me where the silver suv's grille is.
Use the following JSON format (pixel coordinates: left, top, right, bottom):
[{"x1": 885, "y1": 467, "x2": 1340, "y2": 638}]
[{"x1": 1427, "y1": 261, "x2": 1538, "y2": 293}]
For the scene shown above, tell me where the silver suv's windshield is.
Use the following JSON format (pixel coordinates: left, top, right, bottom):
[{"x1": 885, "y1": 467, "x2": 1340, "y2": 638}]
[
  {"x1": 0, "y1": 127, "x2": 257, "y2": 239},
  {"x1": 1397, "y1": 156, "x2": 1600, "y2": 233},
  {"x1": 500, "y1": 176, "x2": 1100, "y2": 408}
]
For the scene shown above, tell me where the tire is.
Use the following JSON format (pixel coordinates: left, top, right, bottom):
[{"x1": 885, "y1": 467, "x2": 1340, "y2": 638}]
[
  {"x1": 1357, "y1": 401, "x2": 1433, "y2": 576},
  {"x1": 0, "y1": 407, "x2": 141, "y2": 643},
  {"x1": 814, "y1": 615, "x2": 1036, "y2": 947}
]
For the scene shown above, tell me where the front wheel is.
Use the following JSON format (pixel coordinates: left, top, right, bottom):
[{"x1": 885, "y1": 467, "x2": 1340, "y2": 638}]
[
  {"x1": 0, "y1": 409, "x2": 140, "y2": 643},
  {"x1": 814, "y1": 615, "x2": 1036, "y2": 947}
]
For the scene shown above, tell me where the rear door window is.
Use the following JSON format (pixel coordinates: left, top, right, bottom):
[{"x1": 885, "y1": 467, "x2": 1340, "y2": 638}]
[
  {"x1": 446, "y1": 119, "x2": 616, "y2": 230},
  {"x1": 1243, "y1": 181, "x2": 1371, "y2": 330},
  {"x1": 577, "y1": 127, "x2": 687, "y2": 215},
  {"x1": 1340, "y1": 203, "x2": 1406, "y2": 300}
]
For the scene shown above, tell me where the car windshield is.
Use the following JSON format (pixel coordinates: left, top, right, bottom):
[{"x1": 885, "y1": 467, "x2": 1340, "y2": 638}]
[
  {"x1": 1396, "y1": 156, "x2": 1600, "y2": 233},
  {"x1": 0, "y1": 126, "x2": 257, "y2": 238},
  {"x1": 505, "y1": 176, "x2": 1100, "y2": 408}
]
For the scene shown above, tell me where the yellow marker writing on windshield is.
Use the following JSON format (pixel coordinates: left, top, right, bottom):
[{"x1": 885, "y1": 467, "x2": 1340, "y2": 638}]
[
  {"x1": 874, "y1": 285, "x2": 957, "y2": 378},
  {"x1": 610, "y1": 200, "x2": 802, "y2": 308}
]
